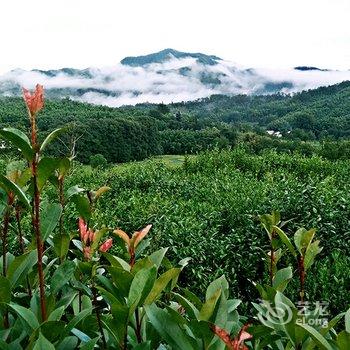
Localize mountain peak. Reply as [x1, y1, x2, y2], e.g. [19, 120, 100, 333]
[120, 48, 222, 67]
[294, 66, 329, 72]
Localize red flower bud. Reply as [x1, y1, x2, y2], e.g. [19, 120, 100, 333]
[89, 229, 96, 243]
[99, 238, 113, 253]
[78, 218, 87, 240]
[22, 84, 44, 116]
[83, 246, 91, 260]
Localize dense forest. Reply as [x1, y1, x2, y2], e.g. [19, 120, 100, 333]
[0, 81, 349, 164]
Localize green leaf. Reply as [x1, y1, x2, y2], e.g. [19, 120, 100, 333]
[33, 333, 55, 350]
[273, 267, 293, 291]
[198, 288, 221, 321]
[0, 128, 34, 161]
[145, 304, 196, 350]
[9, 303, 40, 330]
[297, 323, 333, 350]
[345, 308, 350, 333]
[37, 158, 61, 191]
[41, 202, 62, 241]
[48, 306, 65, 321]
[56, 336, 79, 350]
[72, 194, 91, 221]
[110, 302, 129, 344]
[53, 234, 71, 260]
[337, 331, 350, 350]
[51, 260, 76, 294]
[7, 250, 37, 288]
[274, 226, 297, 257]
[148, 247, 169, 268]
[0, 174, 30, 209]
[66, 185, 85, 200]
[79, 336, 100, 350]
[206, 275, 228, 300]
[294, 228, 316, 255]
[304, 241, 322, 270]
[128, 265, 157, 316]
[144, 268, 181, 305]
[61, 309, 92, 339]
[172, 292, 199, 319]
[0, 276, 11, 303]
[40, 128, 64, 153]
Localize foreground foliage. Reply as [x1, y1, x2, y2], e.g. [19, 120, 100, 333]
[0, 85, 349, 349]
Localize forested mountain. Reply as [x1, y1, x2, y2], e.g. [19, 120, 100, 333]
[0, 81, 349, 164]
[0, 49, 349, 107]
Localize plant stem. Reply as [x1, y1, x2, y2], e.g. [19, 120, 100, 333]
[298, 256, 305, 303]
[15, 206, 25, 254]
[30, 113, 47, 321]
[32, 156, 47, 321]
[92, 284, 107, 348]
[2, 198, 11, 329]
[269, 231, 275, 286]
[58, 176, 64, 236]
[15, 206, 32, 298]
[2, 204, 10, 277]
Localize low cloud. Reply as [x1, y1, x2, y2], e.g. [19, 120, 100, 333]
[1, 57, 349, 107]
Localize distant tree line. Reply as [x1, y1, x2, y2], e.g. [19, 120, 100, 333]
[0, 81, 349, 163]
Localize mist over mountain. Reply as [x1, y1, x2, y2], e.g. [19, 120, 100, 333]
[0, 49, 349, 107]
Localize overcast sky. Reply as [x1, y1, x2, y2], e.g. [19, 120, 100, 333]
[0, 0, 349, 74]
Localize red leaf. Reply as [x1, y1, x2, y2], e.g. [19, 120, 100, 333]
[22, 84, 44, 116]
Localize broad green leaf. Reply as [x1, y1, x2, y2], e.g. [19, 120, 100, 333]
[198, 288, 221, 321]
[297, 323, 333, 350]
[206, 275, 229, 300]
[273, 267, 293, 291]
[145, 304, 196, 350]
[133, 342, 151, 350]
[0, 128, 34, 161]
[37, 158, 61, 191]
[148, 247, 169, 268]
[33, 333, 55, 350]
[56, 336, 79, 350]
[304, 241, 322, 270]
[102, 252, 130, 271]
[66, 185, 85, 200]
[337, 330, 350, 350]
[41, 202, 62, 241]
[53, 234, 71, 260]
[110, 302, 129, 344]
[7, 250, 37, 288]
[48, 306, 65, 321]
[0, 276, 11, 303]
[40, 128, 64, 153]
[172, 293, 199, 319]
[274, 226, 297, 257]
[72, 194, 91, 221]
[61, 309, 92, 339]
[294, 228, 315, 255]
[128, 265, 157, 316]
[107, 266, 133, 297]
[51, 260, 76, 294]
[9, 303, 40, 330]
[345, 308, 350, 333]
[0, 174, 30, 209]
[144, 268, 181, 305]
